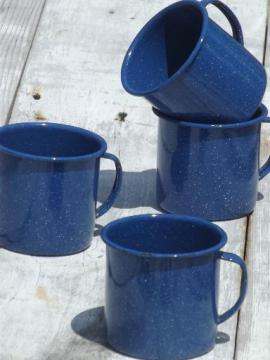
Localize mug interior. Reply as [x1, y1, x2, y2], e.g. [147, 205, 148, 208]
[122, 3, 204, 94]
[102, 215, 226, 257]
[0, 123, 106, 159]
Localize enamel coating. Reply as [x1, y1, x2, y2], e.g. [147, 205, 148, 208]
[0, 122, 122, 256]
[154, 105, 270, 221]
[102, 214, 247, 360]
[121, 0, 266, 121]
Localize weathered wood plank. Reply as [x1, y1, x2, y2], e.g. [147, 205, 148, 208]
[0, 0, 266, 359]
[0, 0, 46, 124]
[235, 5, 270, 359]
[207, 0, 267, 62]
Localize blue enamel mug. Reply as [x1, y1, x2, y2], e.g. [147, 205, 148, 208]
[0, 122, 122, 256]
[154, 105, 270, 221]
[121, 0, 266, 121]
[102, 214, 247, 360]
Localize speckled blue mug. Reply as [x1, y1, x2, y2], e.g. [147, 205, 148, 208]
[121, 0, 266, 121]
[102, 214, 248, 360]
[154, 105, 270, 221]
[0, 122, 122, 256]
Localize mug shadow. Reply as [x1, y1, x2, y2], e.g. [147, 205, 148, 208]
[71, 307, 110, 348]
[71, 307, 230, 351]
[98, 169, 159, 210]
[94, 224, 103, 237]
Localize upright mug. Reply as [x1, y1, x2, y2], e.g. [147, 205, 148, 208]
[121, 0, 266, 121]
[102, 214, 247, 360]
[0, 122, 122, 256]
[154, 105, 270, 221]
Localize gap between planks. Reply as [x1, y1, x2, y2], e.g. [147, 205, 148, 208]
[263, 0, 269, 65]
[233, 215, 250, 360]
[5, 0, 47, 125]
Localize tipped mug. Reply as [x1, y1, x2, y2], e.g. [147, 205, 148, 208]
[154, 105, 270, 221]
[0, 122, 122, 256]
[102, 214, 248, 360]
[121, 0, 266, 121]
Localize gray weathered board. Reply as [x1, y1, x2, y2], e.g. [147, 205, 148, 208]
[0, 0, 269, 359]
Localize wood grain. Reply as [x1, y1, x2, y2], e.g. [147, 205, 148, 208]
[235, 5, 270, 359]
[0, 0, 267, 359]
[0, 0, 46, 124]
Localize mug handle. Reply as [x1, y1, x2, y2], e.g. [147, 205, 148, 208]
[216, 251, 248, 325]
[259, 117, 270, 180]
[201, 0, 244, 45]
[96, 153, 123, 218]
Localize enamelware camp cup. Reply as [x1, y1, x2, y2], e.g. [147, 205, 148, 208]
[102, 214, 247, 360]
[154, 105, 270, 221]
[121, 0, 266, 121]
[0, 122, 122, 256]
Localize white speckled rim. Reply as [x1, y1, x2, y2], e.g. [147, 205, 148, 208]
[121, 0, 208, 95]
[0, 122, 107, 162]
[101, 213, 227, 258]
[153, 104, 268, 128]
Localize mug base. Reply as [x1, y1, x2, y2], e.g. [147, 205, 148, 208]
[157, 203, 254, 222]
[107, 340, 215, 360]
[2, 243, 91, 257]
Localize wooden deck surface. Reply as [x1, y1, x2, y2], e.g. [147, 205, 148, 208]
[0, 1, 269, 359]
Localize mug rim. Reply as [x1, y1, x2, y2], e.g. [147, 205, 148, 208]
[101, 213, 227, 258]
[0, 122, 107, 162]
[153, 104, 268, 128]
[121, 0, 208, 96]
